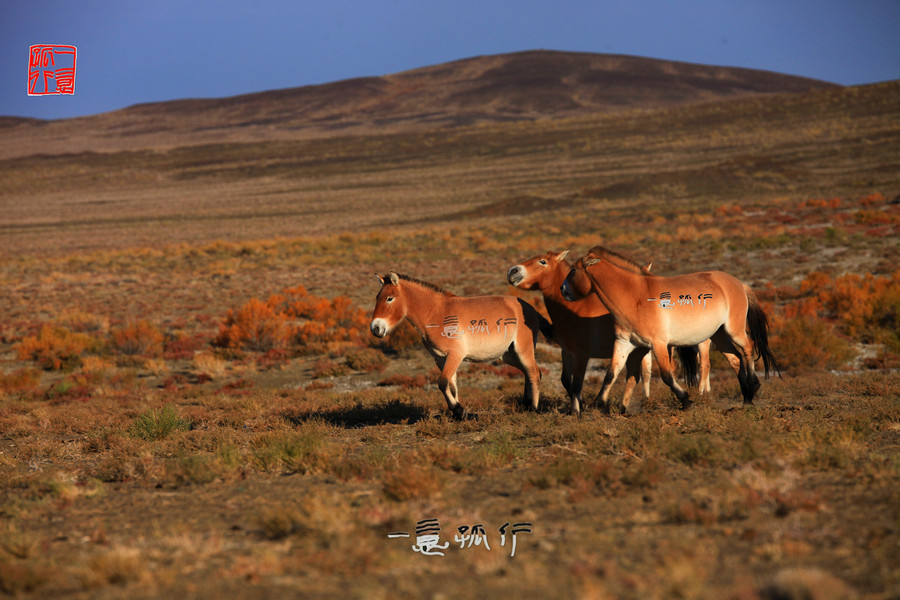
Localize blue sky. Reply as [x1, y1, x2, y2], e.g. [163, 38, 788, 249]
[2, 0, 898, 120]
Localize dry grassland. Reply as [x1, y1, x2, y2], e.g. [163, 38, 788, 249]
[0, 81, 899, 599]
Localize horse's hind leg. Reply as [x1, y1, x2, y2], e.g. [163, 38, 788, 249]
[713, 329, 760, 405]
[503, 342, 541, 411]
[698, 339, 712, 395]
[594, 339, 635, 415]
[652, 342, 692, 410]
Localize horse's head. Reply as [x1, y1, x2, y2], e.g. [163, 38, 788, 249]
[507, 250, 569, 290]
[370, 272, 406, 338]
[560, 257, 594, 302]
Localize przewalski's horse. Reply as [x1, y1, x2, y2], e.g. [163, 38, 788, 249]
[370, 272, 549, 419]
[561, 246, 778, 413]
[508, 250, 711, 415]
[507, 250, 652, 415]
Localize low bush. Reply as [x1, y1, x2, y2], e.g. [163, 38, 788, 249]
[110, 320, 164, 357]
[214, 297, 291, 352]
[344, 347, 388, 373]
[16, 325, 95, 371]
[213, 286, 371, 354]
[0, 368, 41, 397]
[770, 317, 855, 372]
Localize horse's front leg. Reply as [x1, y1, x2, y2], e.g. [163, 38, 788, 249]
[560, 350, 575, 400]
[621, 347, 651, 414]
[435, 353, 466, 419]
[563, 350, 589, 416]
[593, 339, 635, 415]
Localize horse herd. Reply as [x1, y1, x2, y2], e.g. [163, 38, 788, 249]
[369, 247, 779, 419]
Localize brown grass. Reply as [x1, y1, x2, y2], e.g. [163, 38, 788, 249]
[0, 80, 898, 599]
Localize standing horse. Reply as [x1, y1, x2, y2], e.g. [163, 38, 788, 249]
[508, 250, 652, 415]
[509, 250, 711, 415]
[370, 272, 548, 419]
[561, 246, 777, 413]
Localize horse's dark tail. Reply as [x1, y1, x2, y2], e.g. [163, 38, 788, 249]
[676, 345, 701, 388]
[746, 287, 780, 378]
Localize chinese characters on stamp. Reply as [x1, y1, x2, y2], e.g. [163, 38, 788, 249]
[388, 518, 532, 557]
[28, 45, 77, 95]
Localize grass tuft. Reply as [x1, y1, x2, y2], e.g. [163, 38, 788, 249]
[129, 405, 189, 441]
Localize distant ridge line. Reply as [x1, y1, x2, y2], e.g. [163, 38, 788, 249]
[0, 50, 840, 159]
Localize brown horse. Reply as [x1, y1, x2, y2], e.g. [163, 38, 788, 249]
[509, 250, 711, 415]
[561, 247, 777, 412]
[508, 250, 652, 415]
[370, 272, 548, 419]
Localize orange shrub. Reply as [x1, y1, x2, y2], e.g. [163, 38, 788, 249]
[17, 325, 94, 370]
[111, 320, 164, 356]
[214, 297, 291, 352]
[800, 197, 841, 210]
[0, 368, 42, 396]
[214, 287, 372, 354]
[818, 272, 900, 344]
[772, 270, 900, 368]
[859, 192, 885, 207]
[769, 316, 855, 372]
[280, 287, 369, 352]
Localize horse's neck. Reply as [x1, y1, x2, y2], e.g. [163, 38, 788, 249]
[541, 265, 569, 303]
[586, 261, 645, 316]
[402, 283, 447, 331]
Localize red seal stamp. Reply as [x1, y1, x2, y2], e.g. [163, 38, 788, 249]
[28, 44, 77, 95]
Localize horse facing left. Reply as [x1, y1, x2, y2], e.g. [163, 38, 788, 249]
[370, 272, 547, 419]
[561, 246, 778, 413]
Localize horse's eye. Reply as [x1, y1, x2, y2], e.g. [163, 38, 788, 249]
[386, 297, 394, 303]
[539, 260, 547, 266]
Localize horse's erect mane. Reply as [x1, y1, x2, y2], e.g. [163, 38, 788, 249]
[585, 246, 647, 275]
[386, 273, 456, 297]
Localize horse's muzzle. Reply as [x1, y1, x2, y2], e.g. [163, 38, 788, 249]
[560, 280, 577, 302]
[507, 265, 524, 286]
[370, 319, 388, 338]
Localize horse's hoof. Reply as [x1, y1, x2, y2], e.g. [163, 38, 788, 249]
[451, 405, 467, 421]
[680, 398, 694, 410]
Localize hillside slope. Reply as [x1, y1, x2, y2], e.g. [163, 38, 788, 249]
[0, 50, 837, 159]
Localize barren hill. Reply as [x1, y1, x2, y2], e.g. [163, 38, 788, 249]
[0, 50, 837, 159]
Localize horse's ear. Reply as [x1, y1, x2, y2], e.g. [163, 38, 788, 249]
[389, 272, 400, 286]
[584, 256, 601, 267]
[642, 262, 652, 274]
[374, 273, 385, 286]
[556, 249, 570, 261]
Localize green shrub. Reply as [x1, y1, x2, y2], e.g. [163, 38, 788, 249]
[129, 405, 189, 441]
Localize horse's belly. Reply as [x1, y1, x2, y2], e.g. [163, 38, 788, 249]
[668, 313, 724, 345]
[463, 337, 512, 362]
